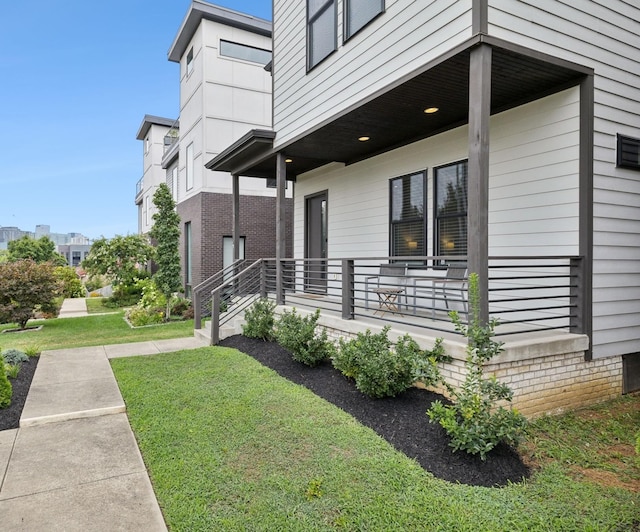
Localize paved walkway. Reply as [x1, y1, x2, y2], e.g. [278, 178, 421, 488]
[0, 336, 208, 531]
[58, 297, 89, 318]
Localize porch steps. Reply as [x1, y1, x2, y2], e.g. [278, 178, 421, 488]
[194, 315, 246, 345]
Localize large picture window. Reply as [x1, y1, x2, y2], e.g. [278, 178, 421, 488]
[307, 0, 336, 70]
[345, 0, 384, 40]
[435, 161, 468, 260]
[390, 171, 426, 261]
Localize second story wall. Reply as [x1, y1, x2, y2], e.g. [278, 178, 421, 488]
[176, 16, 273, 201]
[272, 0, 474, 148]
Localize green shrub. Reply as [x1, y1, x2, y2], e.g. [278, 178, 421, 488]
[2, 348, 29, 365]
[4, 363, 20, 379]
[242, 298, 276, 341]
[275, 308, 334, 367]
[53, 266, 85, 298]
[84, 275, 106, 293]
[0, 367, 11, 408]
[427, 273, 527, 460]
[137, 279, 167, 311]
[333, 328, 447, 399]
[170, 297, 191, 317]
[125, 306, 164, 327]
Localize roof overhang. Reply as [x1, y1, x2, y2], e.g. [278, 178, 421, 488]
[168, 0, 272, 63]
[206, 35, 592, 179]
[136, 115, 176, 140]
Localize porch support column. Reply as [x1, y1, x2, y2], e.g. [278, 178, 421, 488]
[467, 44, 492, 324]
[232, 174, 240, 262]
[578, 74, 594, 360]
[275, 152, 287, 305]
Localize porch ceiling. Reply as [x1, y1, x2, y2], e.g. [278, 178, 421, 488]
[207, 39, 589, 180]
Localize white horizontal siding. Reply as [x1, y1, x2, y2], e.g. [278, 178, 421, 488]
[488, 0, 640, 359]
[273, 0, 473, 147]
[294, 90, 579, 267]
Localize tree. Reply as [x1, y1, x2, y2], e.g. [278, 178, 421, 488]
[0, 259, 58, 329]
[150, 183, 182, 320]
[82, 234, 154, 291]
[8, 236, 66, 265]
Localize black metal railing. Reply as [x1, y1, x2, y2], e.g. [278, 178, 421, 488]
[198, 255, 585, 343]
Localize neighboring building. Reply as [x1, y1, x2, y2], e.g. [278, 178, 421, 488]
[138, 1, 293, 296]
[0, 225, 90, 257]
[206, 1, 640, 415]
[58, 244, 92, 267]
[135, 115, 177, 235]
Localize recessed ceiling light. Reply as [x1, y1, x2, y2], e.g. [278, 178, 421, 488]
[358, 136, 370, 142]
[424, 107, 439, 114]
[285, 158, 293, 163]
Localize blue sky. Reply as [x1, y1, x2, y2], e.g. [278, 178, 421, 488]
[0, 0, 271, 239]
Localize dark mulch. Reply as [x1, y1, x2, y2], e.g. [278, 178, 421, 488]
[220, 335, 530, 488]
[0, 357, 39, 431]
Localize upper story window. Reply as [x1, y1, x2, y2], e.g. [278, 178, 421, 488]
[307, 0, 336, 70]
[617, 134, 640, 170]
[144, 136, 150, 154]
[220, 40, 272, 66]
[186, 48, 194, 76]
[390, 171, 426, 261]
[435, 161, 468, 260]
[345, 0, 384, 40]
[186, 143, 194, 191]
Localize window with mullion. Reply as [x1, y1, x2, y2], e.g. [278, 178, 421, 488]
[434, 161, 468, 261]
[345, 0, 384, 40]
[307, 0, 336, 69]
[390, 171, 426, 262]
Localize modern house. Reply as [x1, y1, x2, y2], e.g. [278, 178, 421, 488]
[137, 1, 292, 296]
[204, 0, 640, 416]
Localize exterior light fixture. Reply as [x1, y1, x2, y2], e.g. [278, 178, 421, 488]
[424, 107, 439, 114]
[285, 158, 293, 163]
[358, 136, 370, 142]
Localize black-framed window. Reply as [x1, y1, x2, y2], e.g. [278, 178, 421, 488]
[345, 0, 384, 40]
[186, 48, 194, 76]
[617, 134, 640, 170]
[390, 171, 426, 261]
[435, 161, 468, 260]
[307, 0, 336, 70]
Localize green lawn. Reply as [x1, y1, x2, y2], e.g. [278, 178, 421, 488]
[85, 297, 119, 314]
[0, 312, 194, 352]
[112, 348, 640, 532]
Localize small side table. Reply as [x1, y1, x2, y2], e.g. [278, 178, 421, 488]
[372, 287, 404, 317]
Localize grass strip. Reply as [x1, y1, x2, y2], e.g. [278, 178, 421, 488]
[0, 312, 193, 352]
[112, 348, 639, 531]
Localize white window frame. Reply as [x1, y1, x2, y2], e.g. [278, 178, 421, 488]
[186, 47, 194, 77]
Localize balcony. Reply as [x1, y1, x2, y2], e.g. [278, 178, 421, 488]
[163, 123, 179, 155]
[135, 177, 144, 204]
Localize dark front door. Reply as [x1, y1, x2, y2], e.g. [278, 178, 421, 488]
[305, 191, 328, 293]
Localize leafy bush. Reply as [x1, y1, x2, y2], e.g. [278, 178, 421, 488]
[2, 348, 29, 365]
[170, 297, 192, 317]
[0, 259, 58, 328]
[84, 275, 106, 293]
[137, 279, 167, 311]
[333, 327, 448, 399]
[125, 305, 164, 327]
[54, 266, 85, 298]
[4, 363, 20, 379]
[275, 308, 334, 367]
[0, 367, 11, 408]
[427, 273, 527, 460]
[242, 298, 276, 341]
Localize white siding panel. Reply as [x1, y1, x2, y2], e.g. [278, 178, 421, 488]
[273, 0, 473, 146]
[488, 0, 640, 358]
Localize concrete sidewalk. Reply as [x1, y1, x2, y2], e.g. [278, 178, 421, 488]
[58, 298, 89, 318]
[0, 336, 208, 531]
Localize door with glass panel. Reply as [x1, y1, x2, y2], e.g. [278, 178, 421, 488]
[304, 191, 328, 294]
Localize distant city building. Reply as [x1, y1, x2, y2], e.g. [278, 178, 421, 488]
[0, 225, 92, 261]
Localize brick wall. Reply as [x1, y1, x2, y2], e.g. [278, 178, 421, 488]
[178, 191, 294, 290]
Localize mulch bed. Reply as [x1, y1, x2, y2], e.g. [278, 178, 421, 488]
[0, 356, 39, 431]
[220, 335, 530, 488]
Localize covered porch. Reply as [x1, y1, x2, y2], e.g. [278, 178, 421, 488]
[205, 35, 595, 356]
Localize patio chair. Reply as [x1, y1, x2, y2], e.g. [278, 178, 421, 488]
[411, 264, 468, 317]
[365, 264, 408, 313]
